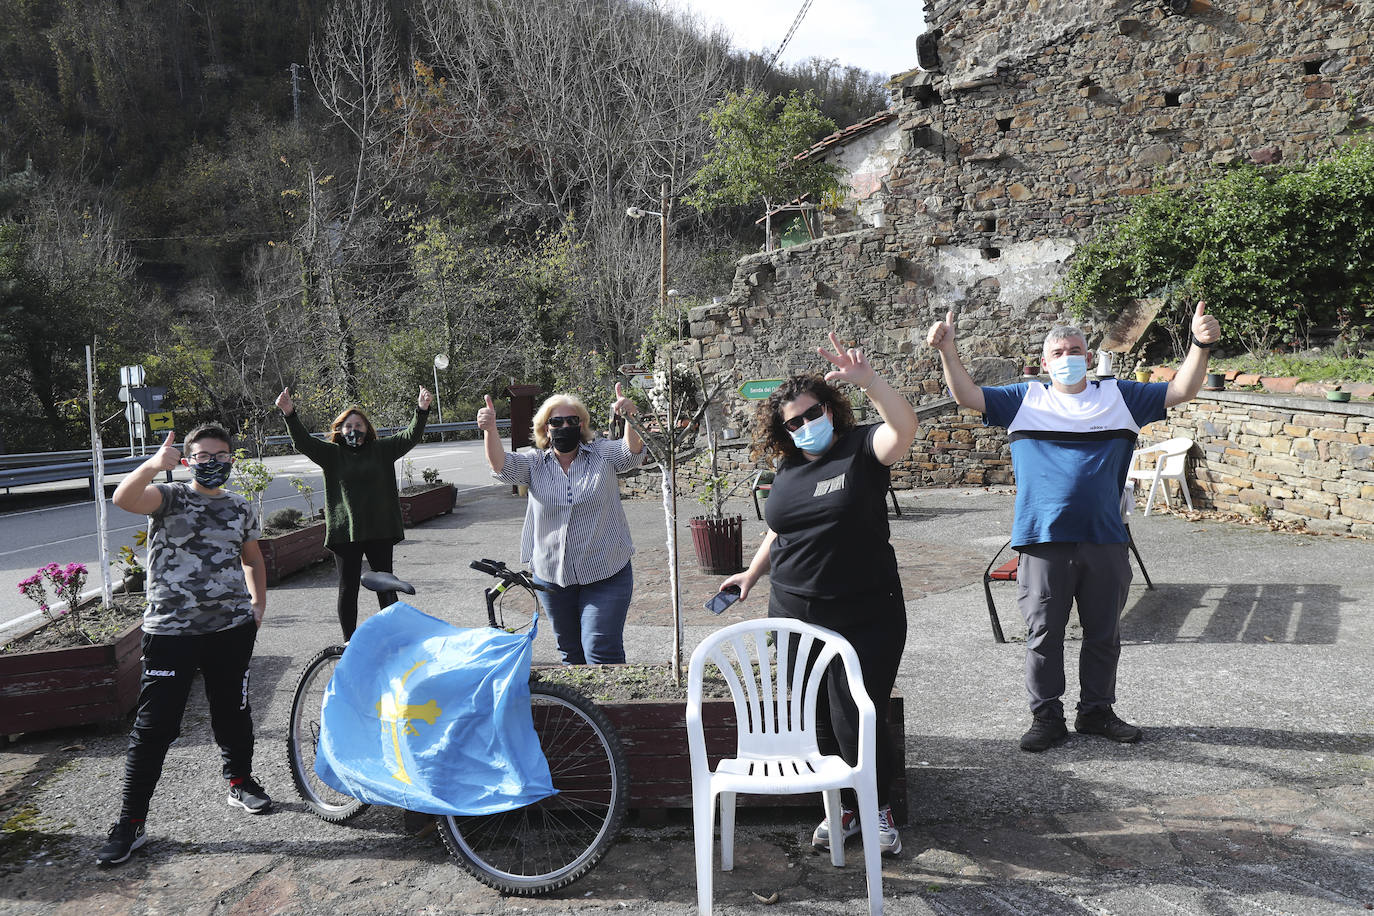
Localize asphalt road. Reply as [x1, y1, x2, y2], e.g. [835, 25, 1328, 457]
[0, 440, 499, 634]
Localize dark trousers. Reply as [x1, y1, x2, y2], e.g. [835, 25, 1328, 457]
[332, 540, 396, 640]
[769, 585, 907, 807]
[120, 621, 258, 821]
[1016, 541, 1132, 719]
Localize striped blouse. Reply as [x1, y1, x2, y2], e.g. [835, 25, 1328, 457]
[495, 438, 645, 586]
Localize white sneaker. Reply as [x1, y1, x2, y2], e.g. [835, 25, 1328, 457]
[876, 805, 902, 855]
[811, 806, 859, 849]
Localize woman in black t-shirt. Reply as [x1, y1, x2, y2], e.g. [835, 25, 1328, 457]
[719, 331, 919, 856]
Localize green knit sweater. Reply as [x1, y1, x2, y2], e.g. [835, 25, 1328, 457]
[282, 408, 429, 548]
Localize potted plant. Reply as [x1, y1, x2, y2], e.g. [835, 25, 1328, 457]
[398, 462, 456, 527]
[686, 403, 750, 576]
[257, 507, 329, 585]
[1135, 366, 1153, 383]
[3, 563, 145, 735]
[1023, 355, 1041, 376]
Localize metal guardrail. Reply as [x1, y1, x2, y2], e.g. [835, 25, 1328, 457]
[0, 420, 509, 495]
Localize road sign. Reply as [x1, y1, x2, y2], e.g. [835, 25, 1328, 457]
[120, 365, 146, 387]
[738, 378, 784, 400]
[629, 375, 651, 389]
[130, 386, 168, 413]
[147, 411, 175, 431]
[617, 364, 649, 377]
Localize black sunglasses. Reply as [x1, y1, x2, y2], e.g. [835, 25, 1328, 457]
[782, 402, 825, 432]
[547, 415, 582, 428]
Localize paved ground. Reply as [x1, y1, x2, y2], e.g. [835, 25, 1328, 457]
[2, 485, 1371, 915]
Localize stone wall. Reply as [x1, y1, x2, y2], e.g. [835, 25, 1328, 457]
[677, 0, 1374, 499]
[1148, 391, 1374, 536]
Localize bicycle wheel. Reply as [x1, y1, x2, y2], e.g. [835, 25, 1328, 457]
[286, 645, 369, 823]
[437, 681, 629, 895]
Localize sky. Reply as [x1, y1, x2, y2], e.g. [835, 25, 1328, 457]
[669, 0, 927, 79]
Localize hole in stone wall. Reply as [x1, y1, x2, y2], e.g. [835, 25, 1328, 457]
[981, 246, 1001, 261]
[996, 116, 1013, 132]
[1164, 91, 1181, 107]
[913, 85, 943, 109]
[981, 217, 996, 233]
[1303, 59, 1325, 76]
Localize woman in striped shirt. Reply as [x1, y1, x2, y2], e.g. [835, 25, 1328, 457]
[477, 386, 645, 664]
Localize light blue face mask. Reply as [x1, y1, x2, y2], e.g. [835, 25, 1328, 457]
[1048, 354, 1088, 386]
[789, 411, 834, 454]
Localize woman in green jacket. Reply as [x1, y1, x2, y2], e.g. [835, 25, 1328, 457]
[276, 386, 432, 639]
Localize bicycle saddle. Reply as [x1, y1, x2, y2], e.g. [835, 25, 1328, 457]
[360, 571, 417, 595]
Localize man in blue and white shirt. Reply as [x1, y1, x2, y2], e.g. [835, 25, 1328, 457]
[928, 302, 1220, 752]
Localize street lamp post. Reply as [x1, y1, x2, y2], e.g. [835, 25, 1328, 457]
[432, 354, 449, 424]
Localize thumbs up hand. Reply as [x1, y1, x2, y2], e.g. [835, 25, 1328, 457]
[1191, 301, 1220, 347]
[151, 432, 182, 471]
[927, 310, 958, 352]
[611, 382, 637, 418]
[476, 394, 498, 433]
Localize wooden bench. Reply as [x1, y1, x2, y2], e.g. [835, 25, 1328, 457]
[982, 528, 1154, 643]
[751, 471, 901, 520]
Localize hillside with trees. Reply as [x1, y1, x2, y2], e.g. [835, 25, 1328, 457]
[0, 0, 888, 452]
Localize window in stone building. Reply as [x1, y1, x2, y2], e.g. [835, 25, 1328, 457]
[996, 116, 1013, 132]
[1302, 59, 1325, 76]
[981, 217, 996, 233]
[1164, 91, 1182, 107]
[981, 246, 1001, 261]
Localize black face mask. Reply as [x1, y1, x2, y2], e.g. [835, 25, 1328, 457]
[551, 426, 582, 454]
[343, 429, 365, 448]
[191, 459, 233, 489]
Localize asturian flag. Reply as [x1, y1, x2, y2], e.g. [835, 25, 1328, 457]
[314, 602, 555, 815]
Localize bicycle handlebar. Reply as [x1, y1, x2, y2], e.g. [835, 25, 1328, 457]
[470, 559, 546, 592]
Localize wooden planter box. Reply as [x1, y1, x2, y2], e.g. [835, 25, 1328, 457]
[399, 482, 456, 527]
[600, 692, 908, 825]
[260, 521, 330, 585]
[0, 617, 143, 735]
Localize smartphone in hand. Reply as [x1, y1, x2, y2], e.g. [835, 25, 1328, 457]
[704, 585, 742, 615]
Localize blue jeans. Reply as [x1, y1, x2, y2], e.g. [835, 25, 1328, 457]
[533, 561, 633, 665]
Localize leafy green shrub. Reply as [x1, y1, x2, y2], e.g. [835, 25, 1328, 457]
[1057, 137, 1374, 359]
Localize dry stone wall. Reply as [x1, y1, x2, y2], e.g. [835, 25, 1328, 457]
[677, 0, 1374, 523]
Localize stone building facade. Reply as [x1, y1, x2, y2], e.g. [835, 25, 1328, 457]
[671, 0, 1374, 529]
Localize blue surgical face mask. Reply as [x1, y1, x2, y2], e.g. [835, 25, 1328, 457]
[190, 459, 232, 489]
[789, 411, 834, 454]
[1048, 354, 1088, 386]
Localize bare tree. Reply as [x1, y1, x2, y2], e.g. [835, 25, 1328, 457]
[410, 0, 734, 363]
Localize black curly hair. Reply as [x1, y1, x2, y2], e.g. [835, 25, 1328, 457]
[752, 374, 856, 463]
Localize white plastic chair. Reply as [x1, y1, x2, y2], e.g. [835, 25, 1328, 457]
[1126, 437, 1195, 516]
[687, 619, 883, 916]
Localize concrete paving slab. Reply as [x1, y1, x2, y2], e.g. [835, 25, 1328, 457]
[2, 486, 1372, 914]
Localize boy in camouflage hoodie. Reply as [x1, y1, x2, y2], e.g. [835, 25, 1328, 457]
[99, 424, 269, 867]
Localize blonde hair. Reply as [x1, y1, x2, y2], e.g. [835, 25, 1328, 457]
[531, 394, 593, 450]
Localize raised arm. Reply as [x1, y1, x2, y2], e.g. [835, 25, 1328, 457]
[1165, 301, 1222, 408]
[477, 394, 505, 474]
[818, 331, 918, 466]
[381, 387, 432, 459]
[276, 388, 334, 465]
[112, 432, 177, 515]
[611, 382, 644, 455]
[927, 310, 987, 414]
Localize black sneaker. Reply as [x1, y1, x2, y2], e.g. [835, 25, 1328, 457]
[227, 777, 273, 814]
[96, 817, 147, 867]
[1075, 707, 1142, 743]
[1019, 715, 1069, 752]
